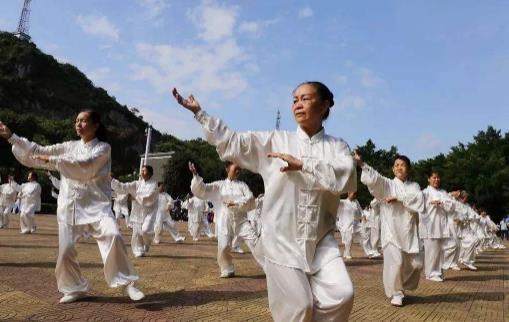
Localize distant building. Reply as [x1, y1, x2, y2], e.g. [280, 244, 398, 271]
[139, 152, 174, 182]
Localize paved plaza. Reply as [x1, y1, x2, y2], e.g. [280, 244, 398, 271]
[0, 214, 507, 321]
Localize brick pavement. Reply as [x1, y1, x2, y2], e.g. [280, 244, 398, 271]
[0, 214, 507, 321]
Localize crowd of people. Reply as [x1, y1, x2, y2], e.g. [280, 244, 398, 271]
[0, 81, 507, 321]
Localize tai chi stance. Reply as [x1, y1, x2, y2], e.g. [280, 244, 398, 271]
[0, 110, 144, 303]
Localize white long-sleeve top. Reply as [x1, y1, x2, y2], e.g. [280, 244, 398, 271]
[360, 164, 424, 253]
[336, 198, 363, 233]
[157, 192, 175, 222]
[191, 175, 254, 221]
[8, 134, 114, 225]
[448, 197, 468, 238]
[112, 191, 129, 209]
[19, 181, 42, 214]
[0, 181, 20, 207]
[182, 196, 208, 223]
[194, 110, 357, 272]
[419, 186, 454, 239]
[111, 178, 158, 224]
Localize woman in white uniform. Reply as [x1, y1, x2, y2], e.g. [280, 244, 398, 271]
[0, 110, 144, 304]
[0, 175, 19, 228]
[172, 81, 356, 322]
[111, 165, 158, 257]
[190, 161, 262, 277]
[182, 192, 208, 241]
[154, 182, 185, 244]
[355, 152, 424, 307]
[17, 171, 42, 234]
[419, 170, 454, 282]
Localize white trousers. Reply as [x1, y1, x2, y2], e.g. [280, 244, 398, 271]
[371, 225, 381, 250]
[217, 217, 263, 275]
[56, 217, 138, 296]
[442, 236, 460, 269]
[265, 257, 354, 322]
[360, 227, 377, 256]
[423, 238, 444, 278]
[201, 215, 214, 238]
[20, 211, 36, 233]
[0, 205, 9, 228]
[459, 233, 479, 265]
[154, 219, 183, 242]
[188, 220, 201, 240]
[131, 215, 155, 256]
[383, 243, 422, 298]
[341, 230, 353, 258]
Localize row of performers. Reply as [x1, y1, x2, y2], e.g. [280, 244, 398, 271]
[0, 82, 507, 321]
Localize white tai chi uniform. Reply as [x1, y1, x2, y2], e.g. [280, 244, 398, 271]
[154, 192, 184, 243]
[0, 180, 19, 228]
[200, 203, 215, 238]
[360, 164, 424, 299]
[193, 109, 357, 321]
[49, 174, 61, 199]
[336, 198, 363, 258]
[18, 181, 42, 234]
[248, 194, 264, 237]
[191, 175, 263, 275]
[111, 178, 158, 257]
[442, 197, 466, 270]
[7, 134, 139, 296]
[458, 203, 480, 267]
[112, 191, 130, 228]
[369, 199, 382, 252]
[419, 186, 454, 279]
[183, 196, 208, 241]
[360, 209, 379, 257]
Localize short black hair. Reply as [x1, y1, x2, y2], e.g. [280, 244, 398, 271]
[143, 165, 154, 177]
[427, 168, 441, 177]
[394, 154, 411, 168]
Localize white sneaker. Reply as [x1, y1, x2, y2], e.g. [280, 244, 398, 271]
[220, 271, 235, 278]
[344, 256, 352, 260]
[427, 276, 443, 282]
[59, 293, 87, 304]
[176, 237, 185, 244]
[153, 239, 160, 244]
[134, 252, 145, 258]
[125, 282, 145, 301]
[390, 295, 403, 307]
[450, 265, 461, 271]
[464, 263, 477, 271]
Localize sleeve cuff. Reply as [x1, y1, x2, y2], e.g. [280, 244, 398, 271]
[7, 133, 20, 145]
[194, 110, 207, 124]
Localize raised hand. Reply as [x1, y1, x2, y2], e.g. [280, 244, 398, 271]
[267, 152, 303, 172]
[0, 121, 12, 139]
[188, 161, 198, 176]
[172, 88, 201, 114]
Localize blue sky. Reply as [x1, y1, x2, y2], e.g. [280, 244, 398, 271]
[1, 0, 508, 161]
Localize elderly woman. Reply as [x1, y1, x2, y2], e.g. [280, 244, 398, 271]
[172, 81, 356, 322]
[0, 111, 144, 304]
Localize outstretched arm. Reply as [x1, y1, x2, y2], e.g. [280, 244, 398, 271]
[172, 88, 272, 174]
